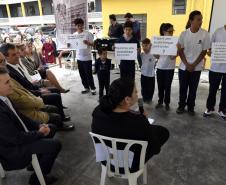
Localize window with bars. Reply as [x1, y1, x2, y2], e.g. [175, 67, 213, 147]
[172, 0, 186, 15]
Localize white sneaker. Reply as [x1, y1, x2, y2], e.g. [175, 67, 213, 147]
[218, 111, 226, 120]
[91, 89, 96, 95]
[148, 118, 155, 124]
[203, 109, 214, 117]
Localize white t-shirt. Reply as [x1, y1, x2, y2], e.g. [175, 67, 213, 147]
[178, 28, 210, 71]
[140, 52, 156, 77]
[156, 55, 176, 70]
[210, 26, 226, 73]
[74, 30, 93, 61]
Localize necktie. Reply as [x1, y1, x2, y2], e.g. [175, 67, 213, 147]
[4, 98, 28, 132]
[17, 66, 26, 77]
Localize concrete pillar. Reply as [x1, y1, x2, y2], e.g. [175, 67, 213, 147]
[6, 4, 11, 18]
[21, 1, 26, 16]
[38, 0, 43, 16]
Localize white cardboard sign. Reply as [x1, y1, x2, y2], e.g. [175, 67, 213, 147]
[115, 43, 137, 60]
[67, 34, 87, 50]
[151, 36, 178, 56]
[211, 42, 226, 63]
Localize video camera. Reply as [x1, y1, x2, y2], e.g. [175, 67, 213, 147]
[94, 38, 118, 51]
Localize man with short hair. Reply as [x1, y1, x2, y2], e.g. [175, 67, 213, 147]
[0, 43, 74, 131]
[124, 12, 141, 41]
[0, 67, 61, 185]
[108, 14, 123, 39]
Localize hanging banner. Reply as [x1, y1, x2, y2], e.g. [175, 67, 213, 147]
[53, 0, 88, 50]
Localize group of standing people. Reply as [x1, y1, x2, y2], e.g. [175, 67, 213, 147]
[91, 10, 225, 175]
[74, 10, 226, 120]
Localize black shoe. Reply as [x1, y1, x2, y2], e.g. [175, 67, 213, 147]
[58, 123, 74, 131]
[26, 164, 34, 172]
[165, 104, 170, 111]
[63, 116, 71, 122]
[81, 89, 90, 94]
[62, 89, 70, 93]
[155, 103, 163, 109]
[63, 106, 68, 109]
[144, 99, 152, 104]
[61, 89, 70, 94]
[188, 108, 195, 116]
[45, 176, 58, 185]
[176, 107, 185, 114]
[29, 174, 58, 185]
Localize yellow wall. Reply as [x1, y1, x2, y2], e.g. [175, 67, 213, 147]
[102, 0, 213, 37]
[102, 0, 213, 68]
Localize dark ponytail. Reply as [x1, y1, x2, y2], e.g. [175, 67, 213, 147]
[186, 10, 202, 29]
[160, 23, 174, 36]
[100, 78, 135, 113]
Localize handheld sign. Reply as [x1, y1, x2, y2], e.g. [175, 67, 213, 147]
[151, 36, 178, 56]
[67, 34, 87, 50]
[115, 43, 137, 60]
[211, 42, 226, 63]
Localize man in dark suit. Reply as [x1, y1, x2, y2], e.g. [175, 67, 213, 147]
[0, 67, 61, 185]
[0, 43, 74, 131]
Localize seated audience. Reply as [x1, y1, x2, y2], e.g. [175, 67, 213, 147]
[24, 41, 69, 93]
[92, 78, 169, 172]
[0, 52, 72, 131]
[0, 44, 74, 131]
[0, 67, 61, 185]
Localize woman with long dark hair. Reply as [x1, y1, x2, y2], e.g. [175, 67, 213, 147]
[177, 10, 210, 115]
[92, 78, 169, 171]
[155, 23, 177, 110]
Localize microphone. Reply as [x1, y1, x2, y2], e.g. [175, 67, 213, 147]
[138, 98, 144, 114]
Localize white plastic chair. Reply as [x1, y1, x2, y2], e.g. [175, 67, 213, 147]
[0, 154, 46, 185]
[89, 132, 148, 185]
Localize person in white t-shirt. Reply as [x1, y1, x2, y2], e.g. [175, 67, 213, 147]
[155, 23, 177, 110]
[203, 25, 226, 120]
[74, 18, 96, 95]
[140, 38, 156, 103]
[177, 10, 210, 115]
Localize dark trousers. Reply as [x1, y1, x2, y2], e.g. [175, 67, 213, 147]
[47, 87, 60, 94]
[41, 93, 65, 119]
[206, 71, 226, 111]
[28, 138, 61, 175]
[141, 75, 155, 102]
[120, 61, 136, 79]
[156, 69, 174, 105]
[178, 69, 201, 109]
[97, 73, 110, 98]
[41, 105, 63, 127]
[77, 60, 96, 90]
[1, 130, 60, 175]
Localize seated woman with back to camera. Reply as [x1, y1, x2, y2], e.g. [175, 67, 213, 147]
[92, 78, 169, 172]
